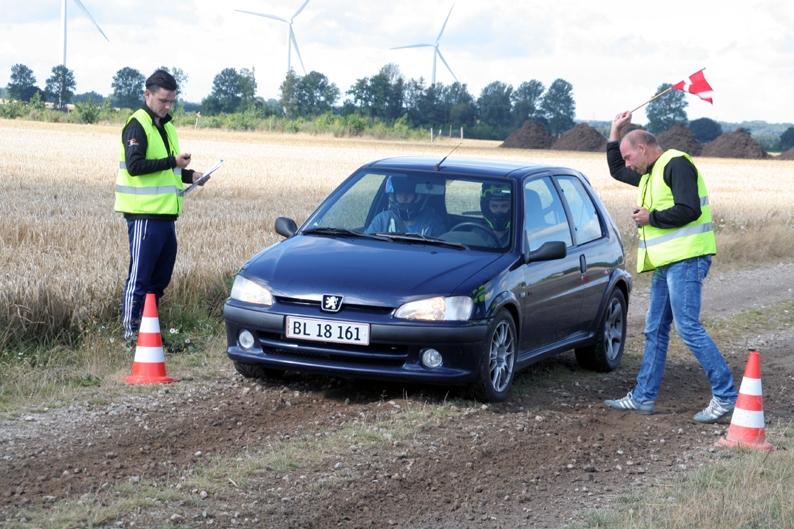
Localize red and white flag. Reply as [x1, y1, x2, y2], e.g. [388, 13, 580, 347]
[672, 68, 714, 104]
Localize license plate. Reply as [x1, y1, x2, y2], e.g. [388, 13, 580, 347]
[285, 316, 370, 346]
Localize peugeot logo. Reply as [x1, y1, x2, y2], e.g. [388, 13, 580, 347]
[322, 294, 343, 313]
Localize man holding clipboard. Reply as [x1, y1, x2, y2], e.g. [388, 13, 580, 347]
[114, 69, 210, 344]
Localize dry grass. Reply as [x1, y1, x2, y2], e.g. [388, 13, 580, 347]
[1, 119, 793, 351]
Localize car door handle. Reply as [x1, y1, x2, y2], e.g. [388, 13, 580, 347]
[579, 254, 587, 275]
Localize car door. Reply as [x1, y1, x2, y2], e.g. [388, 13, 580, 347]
[554, 174, 611, 331]
[518, 176, 580, 353]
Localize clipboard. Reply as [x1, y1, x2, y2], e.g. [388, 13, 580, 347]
[183, 159, 224, 195]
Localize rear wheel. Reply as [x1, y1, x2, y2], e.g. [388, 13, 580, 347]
[575, 288, 627, 372]
[471, 310, 517, 402]
[233, 360, 285, 380]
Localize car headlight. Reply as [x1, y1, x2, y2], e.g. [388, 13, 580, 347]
[230, 275, 273, 306]
[394, 296, 473, 321]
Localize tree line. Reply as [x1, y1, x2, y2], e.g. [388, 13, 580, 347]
[4, 62, 794, 149]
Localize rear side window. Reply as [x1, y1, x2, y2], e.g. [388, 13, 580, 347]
[556, 175, 603, 245]
[523, 177, 572, 251]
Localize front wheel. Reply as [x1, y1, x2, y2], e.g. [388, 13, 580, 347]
[575, 288, 627, 372]
[471, 310, 517, 402]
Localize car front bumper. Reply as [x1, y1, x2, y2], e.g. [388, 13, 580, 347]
[223, 301, 489, 384]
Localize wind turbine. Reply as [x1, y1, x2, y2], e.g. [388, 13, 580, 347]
[235, 0, 311, 75]
[60, 0, 109, 68]
[391, 3, 458, 86]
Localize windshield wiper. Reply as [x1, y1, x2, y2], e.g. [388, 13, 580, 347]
[302, 227, 390, 241]
[374, 232, 468, 250]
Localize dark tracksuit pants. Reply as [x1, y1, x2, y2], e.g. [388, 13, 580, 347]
[121, 219, 177, 341]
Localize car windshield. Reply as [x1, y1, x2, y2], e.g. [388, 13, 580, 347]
[303, 170, 514, 251]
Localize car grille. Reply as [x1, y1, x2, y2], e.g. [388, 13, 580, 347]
[255, 330, 410, 366]
[275, 296, 394, 315]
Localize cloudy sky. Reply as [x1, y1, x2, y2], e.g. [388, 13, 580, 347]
[1, 0, 792, 124]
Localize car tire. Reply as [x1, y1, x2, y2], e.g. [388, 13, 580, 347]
[575, 288, 627, 372]
[233, 360, 285, 380]
[471, 309, 517, 402]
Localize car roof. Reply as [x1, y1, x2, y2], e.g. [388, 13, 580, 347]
[364, 156, 582, 180]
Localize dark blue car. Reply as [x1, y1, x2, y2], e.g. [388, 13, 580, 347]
[224, 156, 631, 402]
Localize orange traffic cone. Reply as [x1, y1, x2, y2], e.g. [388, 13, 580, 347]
[716, 350, 773, 451]
[125, 293, 177, 384]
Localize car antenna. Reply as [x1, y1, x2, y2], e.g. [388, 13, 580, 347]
[435, 142, 462, 171]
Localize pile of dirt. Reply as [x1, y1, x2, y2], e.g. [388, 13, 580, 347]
[500, 120, 553, 149]
[658, 124, 702, 155]
[551, 123, 607, 152]
[777, 146, 794, 160]
[701, 128, 768, 159]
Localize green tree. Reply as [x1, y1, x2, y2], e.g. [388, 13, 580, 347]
[477, 81, 513, 131]
[645, 83, 688, 134]
[112, 67, 145, 109]
[688, 117, 722, 143]
[7, 64, 39, 102]
[201, 68, 257, 114]
[510, 80, 544, 128]
[540, 78, 575, 136]
[778, 126, 794, 152]
[442, 82, 476, 129]
[281, 71, 339, 117]
[44, 65, 76, 110]
[347, 64, 405, 121]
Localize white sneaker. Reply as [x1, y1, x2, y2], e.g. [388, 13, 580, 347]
[693, 397, 734, 424]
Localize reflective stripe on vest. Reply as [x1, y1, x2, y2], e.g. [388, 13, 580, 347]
[635, 149, 717, 272]
[114, 108, 184, 215]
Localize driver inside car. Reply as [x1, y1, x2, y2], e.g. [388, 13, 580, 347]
[480, 182, 512, 246]
[366, 175, 446, 236]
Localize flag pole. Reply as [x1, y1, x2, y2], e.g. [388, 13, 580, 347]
[630, 86, 673, 113]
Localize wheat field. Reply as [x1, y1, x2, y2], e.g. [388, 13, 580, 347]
[1, 119, 793, 349]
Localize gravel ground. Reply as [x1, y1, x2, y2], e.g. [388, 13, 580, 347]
[1, 262, 793, 529]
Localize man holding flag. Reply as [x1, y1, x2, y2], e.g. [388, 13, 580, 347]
[603, 110, 737, 424]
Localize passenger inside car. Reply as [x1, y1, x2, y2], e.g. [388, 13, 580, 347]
[365, 175, 447, 236]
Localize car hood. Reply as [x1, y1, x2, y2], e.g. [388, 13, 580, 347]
[241, 235, 504, 306]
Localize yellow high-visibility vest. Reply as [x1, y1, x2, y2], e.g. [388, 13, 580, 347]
[636, 149, 716, 272]
[114, 108, 183, 215]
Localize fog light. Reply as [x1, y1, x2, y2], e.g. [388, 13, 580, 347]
[238, 329, 255, 350]
[421, 348, 443, 369]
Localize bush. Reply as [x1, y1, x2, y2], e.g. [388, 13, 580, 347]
[75, 101, 101, 124]
[0, 99, 25, 119]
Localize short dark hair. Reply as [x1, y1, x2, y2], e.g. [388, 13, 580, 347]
[145, 69, 177, 92]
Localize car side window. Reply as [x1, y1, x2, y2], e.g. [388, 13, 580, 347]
[524, 178, 572, 251]
[556, 176, 603, 245]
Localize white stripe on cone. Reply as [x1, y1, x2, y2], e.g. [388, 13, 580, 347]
[738, 377, 763, 396]
[139, 316, 160, 334]
[730, 408, 766, 429]
[132, 346, 166, 363]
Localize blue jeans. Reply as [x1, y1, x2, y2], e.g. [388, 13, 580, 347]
[631, 255, 737, 403]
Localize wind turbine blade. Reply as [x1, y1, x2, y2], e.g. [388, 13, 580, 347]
[290, 28, 306, 74]
[436, 49, 458, 82]
[292, 0, 310, 20]
[234, 9, 288, 23]
[391, 44, 433, 50]
[72, 0, 109, 41]
[436, 3, 454, 43]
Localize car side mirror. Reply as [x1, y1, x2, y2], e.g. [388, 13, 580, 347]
[275, 216, 298, 238]
[524, 240, 567, 263]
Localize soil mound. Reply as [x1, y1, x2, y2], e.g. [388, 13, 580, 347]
[658, 124, 702, 155]
[701, 129, 768, 159]
[777, 146, 794, 160]
[551, 123, 606, 152]
[500, 120, 552, 149]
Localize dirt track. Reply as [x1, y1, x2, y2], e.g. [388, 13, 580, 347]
[1, 262, 793, 529]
